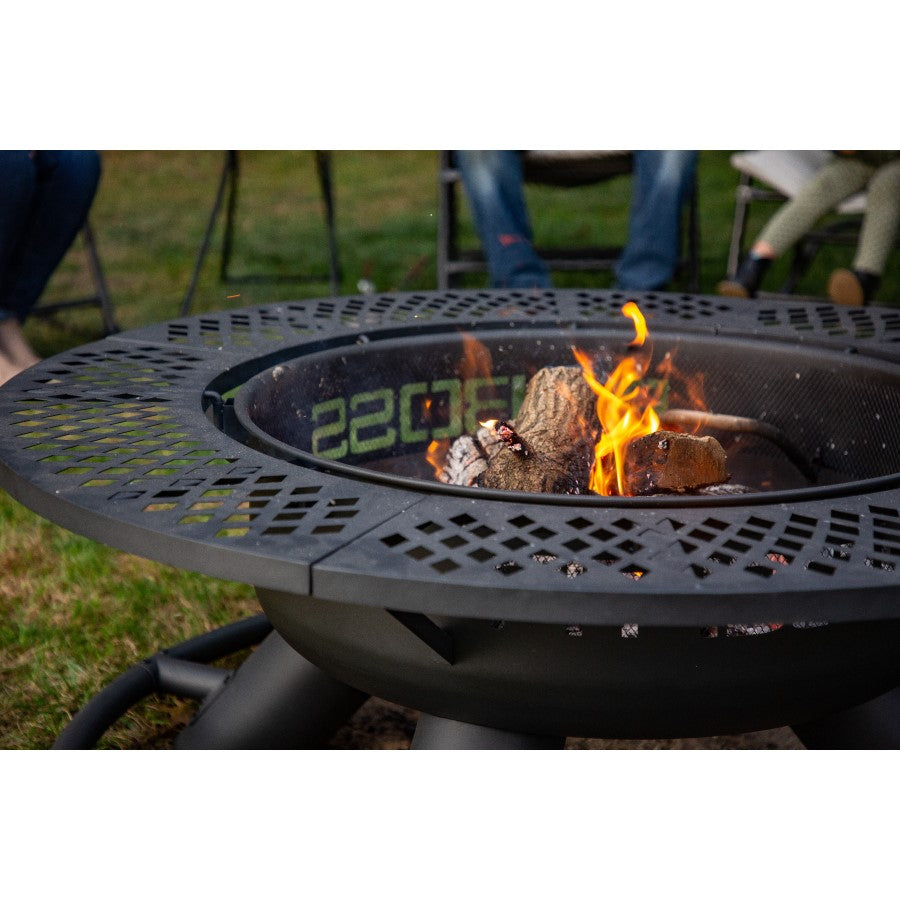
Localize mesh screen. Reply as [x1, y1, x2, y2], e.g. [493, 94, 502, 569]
[241, 329, 900, 487]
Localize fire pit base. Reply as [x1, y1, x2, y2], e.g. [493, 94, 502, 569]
[791, 686, 900, 750]
[175, 631, 368, 750]
[410, 714, 564, 750]
[258, 590, 900, 742]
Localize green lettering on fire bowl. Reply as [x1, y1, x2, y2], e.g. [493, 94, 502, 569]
[310, 375, 527, 461]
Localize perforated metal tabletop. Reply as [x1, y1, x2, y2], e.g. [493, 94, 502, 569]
[1, 289, 898, 627]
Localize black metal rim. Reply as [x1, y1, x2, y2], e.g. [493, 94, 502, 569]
[231, 326, 900, 508]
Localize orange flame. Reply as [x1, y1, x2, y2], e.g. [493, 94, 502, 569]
[426, 438, 450, 481]
[459, 332, 494, 382]
[574, 303, 663, 496]
[622, 300, 648, 347]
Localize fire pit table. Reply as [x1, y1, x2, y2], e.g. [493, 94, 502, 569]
[1, 289, 898, 749]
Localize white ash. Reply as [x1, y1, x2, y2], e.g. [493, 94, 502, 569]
[697, 483, 754, 495]
[531, 551, 558, 564]
[438, 435, 485, 486]
[560, 561, 586, 579]
[700, 621, 829, 638]
[726, 623, 782, 637]
[439, 426, 504, 486]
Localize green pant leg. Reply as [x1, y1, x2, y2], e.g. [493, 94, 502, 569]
[757, 157, 872, 256]
[854, 158, 900, 275]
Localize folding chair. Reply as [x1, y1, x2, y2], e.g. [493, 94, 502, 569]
[724, 150, 868, 293]
[31, 219, 119, 335]
[181, 150, 341, 317]
[437, 150, 700, 291]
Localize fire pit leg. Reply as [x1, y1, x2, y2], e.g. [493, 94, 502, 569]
[175, 631, 369, 749]
[410, 713, 565, 750]
[791, 686, 900, 750]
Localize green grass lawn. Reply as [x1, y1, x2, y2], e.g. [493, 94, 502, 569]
[2, 150, 898, 749]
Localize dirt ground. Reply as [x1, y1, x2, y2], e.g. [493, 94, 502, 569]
[327, 696, 804, 750]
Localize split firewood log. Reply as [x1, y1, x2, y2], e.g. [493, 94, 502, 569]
[623, 429, 728, 495]
[478, 366, 599, 494]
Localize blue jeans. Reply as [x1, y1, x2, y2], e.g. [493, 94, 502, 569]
[0, 150, 101, 322]
[455, 150, 698, 291]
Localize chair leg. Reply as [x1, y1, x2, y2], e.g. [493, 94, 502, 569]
[219, 149, 240, 282]
[30, 220, 119, 335]
[726, 174, 752, 279]
[180, 151, 236, 318]
[782, 238, 820, 293]
[82, 220, 119, 335]
[437, 150, 458, 290]
[686, 177, 701, 292]
[189, 150, 339, 302]
[314, 150, 341, 296]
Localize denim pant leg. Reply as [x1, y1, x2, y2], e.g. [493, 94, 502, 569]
[455, 150, 551, 289]
[614, 150, 698, 291]
[0, 151, 39, 321]
[0, 150, 101, 322]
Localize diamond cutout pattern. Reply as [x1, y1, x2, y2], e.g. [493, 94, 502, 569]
[10, 390, 377, 547]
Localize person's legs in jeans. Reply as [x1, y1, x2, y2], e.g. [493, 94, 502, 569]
[614, 150, 698, 291]
[0, 150, 100, 384]
[2, 151, 101, 321]
[455, 150, 551, 289]
[0, 151, 41, 383]
[0, 151, 38, 308]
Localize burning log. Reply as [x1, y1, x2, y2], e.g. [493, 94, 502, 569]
[478, 366, 599, 494]
[623, 430, 728, 495]
[438, 359, 735, 496]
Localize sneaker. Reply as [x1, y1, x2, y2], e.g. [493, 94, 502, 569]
[827, 268, 879, 306]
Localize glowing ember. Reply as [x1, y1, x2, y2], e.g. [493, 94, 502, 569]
[574, 302, 666, 496]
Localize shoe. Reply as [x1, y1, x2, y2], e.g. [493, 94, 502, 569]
[716, 278, 750, 298]
[716, 255, 772, 299]
[827, 268, 879, 306]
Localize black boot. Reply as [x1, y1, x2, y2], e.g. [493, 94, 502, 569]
[827, 268, 880, 306]
[717, 255, 772, 298]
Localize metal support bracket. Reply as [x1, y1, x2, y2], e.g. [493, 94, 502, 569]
[387, 609, 454, 664]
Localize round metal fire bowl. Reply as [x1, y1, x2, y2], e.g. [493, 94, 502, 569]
[1, 289, 898, 631]
[259, 590, 900, 739]
[3, 289, 898, 740]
